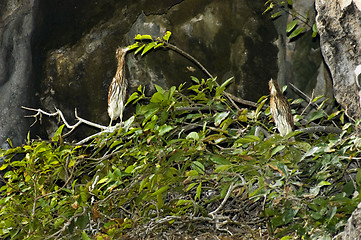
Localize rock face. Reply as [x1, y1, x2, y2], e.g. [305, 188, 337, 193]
[0, 0, 38, 149]
[315, 0, 361, 119]
[333, 201, 361, 240]
[1, 0, 330, 143]
[38, 0, 279, 138]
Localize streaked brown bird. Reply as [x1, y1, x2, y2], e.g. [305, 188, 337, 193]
[108, 47, 129, 126]
[269, 79, 294, 136]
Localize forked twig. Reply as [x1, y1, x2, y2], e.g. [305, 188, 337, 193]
[22, 106, 110, 138]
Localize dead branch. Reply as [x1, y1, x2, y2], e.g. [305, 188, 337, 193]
[22, 106, 108, 132]
[22, 106, 116, 144]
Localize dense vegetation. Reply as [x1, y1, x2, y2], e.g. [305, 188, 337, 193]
[1, 21, 360, 238]
[1, 70, 361, 239]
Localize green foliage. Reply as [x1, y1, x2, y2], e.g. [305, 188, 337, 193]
[0, 75, 360, 239]
[0, 31, 359, 239]
[264, 0, 318, 40]
[127, 31, 172, 56]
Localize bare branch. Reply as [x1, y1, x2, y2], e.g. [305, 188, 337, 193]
[209, 182, 245, 218]
[22, 106, 108, 131]
[301, 126, 342, 134]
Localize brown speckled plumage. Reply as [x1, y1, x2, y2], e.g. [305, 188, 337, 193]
[108, 47, 128, 126]
[269, 79, 294, 136]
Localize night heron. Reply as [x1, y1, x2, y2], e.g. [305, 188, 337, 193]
[269, 79, 294, 136]
[108, 47, 129, 126]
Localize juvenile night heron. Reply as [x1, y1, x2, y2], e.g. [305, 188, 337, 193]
[108, 47, 129, 126]
[269, 79, 294, 136]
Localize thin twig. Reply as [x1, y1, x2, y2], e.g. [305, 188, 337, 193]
[160, 40, 257, 109]
[209, 182, 245, 218]
[46, 207, 87, 239]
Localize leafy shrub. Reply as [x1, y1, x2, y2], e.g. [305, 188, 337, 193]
[0, 75, 360, 239]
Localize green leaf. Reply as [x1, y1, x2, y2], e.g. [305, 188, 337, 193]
[176, 199, 192, 206]
[6, 138, 13, 148]
[209, 155, 231, 165]
[195, 182, 202, 200]
[154, 42, 164, 49]
[52, 124, 65, 142]
[233, 135, 260, 147]
[263, 3, 274, 15]
[54, 218, 65, 229]
[167, 86, 176, 100]
[190, 76, 199, 84]
[154, 84, 165, 94]
[271, 11, 282, 19]
[141, 42, 157, 56]
[214, 112, 229, 126]
[312, 24, 318, 38]
[150, 92, 164, 103]
[318, 181, 331, 187]
[158, 124, 174, 136]
[342, 181, 354, 197]
[134, 44, 145, 55]
[186, 132, 199, 141]
[308, 110, 325, 122]
[286, 20, 298, 33]
[0, 163, 8, 171]
[134, 34, 153, 41]
[219, 77, 233, 90]
[284, 208, 298, 224]
[271, 145, 285, 156]
[126, 92, 139, 105]
[150, 186, 169, 196]
[81, 230, 91, 240]
[186, 182, 198, 191]
[327, 110, 341, 120]
[291, 98, 304, 105]
[127, 42, 140, 51]
[289, 27, 305, 38]
[163, 31, 172, 41]
[192, 161, 205, 173]
[125, 165, 135, 174]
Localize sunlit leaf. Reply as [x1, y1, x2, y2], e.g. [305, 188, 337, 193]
[271, 11, 282, 19]
[134, 44, 145, 55]
[186, 132, 199, 141]
[192, 161, 205, 173]
[52, 124, 65, 142]
[141, 42, 157, 56]
[289, 27, 305, 39]
[163, 31, 172, 41]
[214, 112, 229, 126]
[286, 20, 298, 33]
[134, 34, 153, 41]
[158, 124, 174, 136]
[150, 92, 164, 103]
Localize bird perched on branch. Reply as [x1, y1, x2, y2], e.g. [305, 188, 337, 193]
[108, 47, 129, 126]
[269, 79, 294, 136]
